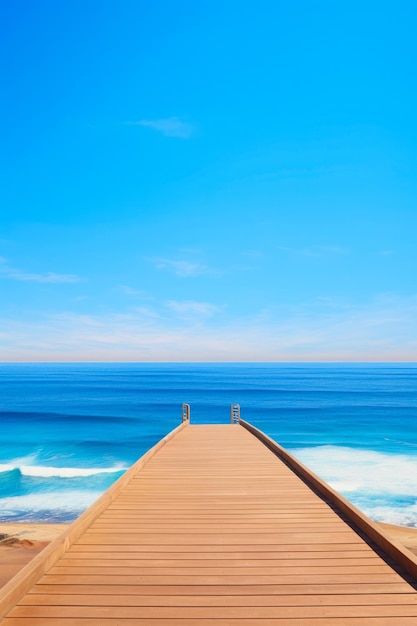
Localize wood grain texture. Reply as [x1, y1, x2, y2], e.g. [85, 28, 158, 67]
[1, 423, 417, 624]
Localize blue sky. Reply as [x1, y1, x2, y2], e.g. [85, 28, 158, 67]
[1, 0, 416, 361]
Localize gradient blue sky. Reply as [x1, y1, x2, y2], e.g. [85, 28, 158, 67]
[1, 0, 416, 361]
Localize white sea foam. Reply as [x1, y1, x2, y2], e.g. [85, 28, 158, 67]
[384, 438, 417, 447]
[19, 464, 126, 478]
[291, 445, 417, 526]
[359, 503, 417, 528]
[292, 445, 417, 496]
[0, 490, 101, 516]
[0, 453, 42, 473]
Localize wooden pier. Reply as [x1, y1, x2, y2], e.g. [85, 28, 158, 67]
[1, 417, 417, 624]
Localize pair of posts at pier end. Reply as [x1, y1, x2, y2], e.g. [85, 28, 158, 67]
[181, 403, 240, 424]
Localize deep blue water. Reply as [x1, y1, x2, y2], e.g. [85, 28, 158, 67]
[1, 363, 417, 526]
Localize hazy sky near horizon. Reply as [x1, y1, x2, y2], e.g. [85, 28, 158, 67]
[1, 0, 416, 361]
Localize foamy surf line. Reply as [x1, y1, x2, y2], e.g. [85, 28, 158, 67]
[291, 445, 417, 528]
[0, 490, 104, 523]
[0, 464, 127, 478]
[0, 464, 127, 522]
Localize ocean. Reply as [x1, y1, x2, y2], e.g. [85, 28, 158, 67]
[1, 362, 416, 527]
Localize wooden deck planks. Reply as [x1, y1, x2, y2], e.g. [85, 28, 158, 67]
[5, 610, 416, 626]
[2, 423, 417, 624]
[7, 603, 417, 619]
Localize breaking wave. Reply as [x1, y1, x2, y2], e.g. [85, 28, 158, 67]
[0, 490, 103, 522]
[290, 445, 417, 527]
[0, 463, 127, 479]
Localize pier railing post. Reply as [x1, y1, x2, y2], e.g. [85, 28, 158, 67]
[182, 403, 190, 423]
[230, 403, 240, 424]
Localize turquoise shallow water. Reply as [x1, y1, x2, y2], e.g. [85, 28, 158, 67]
[1, 362, 416, 525]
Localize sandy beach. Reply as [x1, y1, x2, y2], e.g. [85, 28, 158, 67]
[0, 523, 69, 588]
[378, 522, 417, 557]
[0, 521, 416, 589]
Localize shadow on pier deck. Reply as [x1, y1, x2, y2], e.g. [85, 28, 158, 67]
[1, 417, 417, 624]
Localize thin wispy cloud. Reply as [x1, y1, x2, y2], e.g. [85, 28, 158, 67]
[1, 294, 417, 361]
[126, 117, 194, 138]
[0, 258, 82, 283]
[9, 271, 81, 283]
[166, 300, 223, 319]
[136, 306, 160, 318]
[153, 258, 208, 277]
[119, 285, 152, 298]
